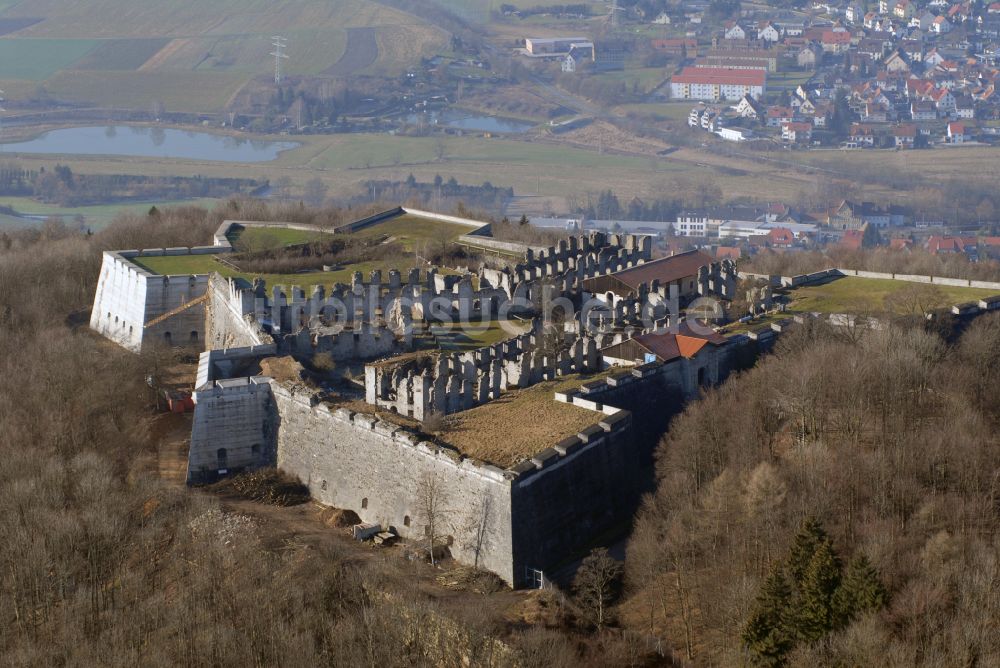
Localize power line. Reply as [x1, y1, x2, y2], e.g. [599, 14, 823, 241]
[270, 36, 288, 84]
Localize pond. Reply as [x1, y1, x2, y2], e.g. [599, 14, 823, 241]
[402, 110, 535, 134]
[0, 125, 299, 162]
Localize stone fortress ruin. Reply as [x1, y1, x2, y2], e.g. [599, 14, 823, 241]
[91, 207, 761, 587]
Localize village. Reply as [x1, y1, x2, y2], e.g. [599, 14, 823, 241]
[511, 0, 1000, 148]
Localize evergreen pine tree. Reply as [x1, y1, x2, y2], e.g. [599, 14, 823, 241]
[742, 567, 795, 667]
[797, 541, 842, 642]
[832, 554, 888, 627]
[787, 518, 829, 585]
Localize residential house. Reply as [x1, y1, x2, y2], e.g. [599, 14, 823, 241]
[924, 48, 946, 66]
[953, 95, 976, 118]
[766, 105, 796, 127]
[821, 30, 853, 53]
[911, 100, 938, 119]
[652, 11, 672, 25]
[894, 0, 917, 20]
[798, 43, 820, 68]
[947, 120, 967, 142]
[735, 94, 764, 120]
[930, 15, 952, 32]
[884, 51, 910, 72]
[850, 123, 883, 146]
[926, 235, 976, 253]
[767, 227, 796, 248]
[724, 22, 747, 40]
[758, 21, 781, 42]
[782, 121, 814, 143]
[930, 88, 957, 114]
[846, 3, 864, 23]
[892, 123, 918, 146]
[561, 42, 594, 72]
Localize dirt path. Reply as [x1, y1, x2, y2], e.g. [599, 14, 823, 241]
[324, 27, 378, 76]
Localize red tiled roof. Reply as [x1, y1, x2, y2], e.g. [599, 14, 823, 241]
[602, 249, 715, 290]
[632, 324, 728, 362]
[672, 67, 766, 86]
[822, 31, 852, 44]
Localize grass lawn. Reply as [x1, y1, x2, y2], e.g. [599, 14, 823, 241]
[351, 214, 479, 250]
[228, 225, 329, 248]
[784, 277, 1000, 315]
[429, 319, 530, 351]
[131, 252, 436, 289]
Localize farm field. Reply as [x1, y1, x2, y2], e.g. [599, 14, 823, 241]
[0, 0, 447, 111]
[0, 38, 98, 79]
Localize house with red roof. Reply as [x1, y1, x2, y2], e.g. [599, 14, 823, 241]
[600, 324, 732, 394]
[782, 121, 813, 143]
[948, 120, 967, 142]
[767, 227, 796, 248]
[926, 235, 976, 254]
[821, 30, 853, 53]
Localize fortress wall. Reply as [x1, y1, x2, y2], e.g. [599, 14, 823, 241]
[90, 248, 226, 352]
[273, 384, 516, 583]
[206, 275, 272, 350]
[187, 377, 276, 484]
[507, 410, 636, 586]
[142, 272, 212, 350]
[90, 251, 151, 352]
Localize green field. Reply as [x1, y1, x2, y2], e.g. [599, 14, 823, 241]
[591, 67, 668, 95]
[0, 38, 98, 79]
[302, 134, 665, 172]
[784, 277, 1000, 315]
[70, 38, 170, 71]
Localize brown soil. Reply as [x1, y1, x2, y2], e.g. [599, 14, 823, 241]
[549, 120, 672, 157]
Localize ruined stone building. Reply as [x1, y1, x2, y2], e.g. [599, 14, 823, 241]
[91, 209, 758, 587]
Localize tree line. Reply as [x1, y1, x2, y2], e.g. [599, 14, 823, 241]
[623, 315, 1000, 665]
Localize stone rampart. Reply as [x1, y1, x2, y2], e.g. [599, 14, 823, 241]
[187, 376, 276, 484]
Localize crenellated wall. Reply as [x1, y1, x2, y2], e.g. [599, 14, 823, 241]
[272, 384, 517, 582]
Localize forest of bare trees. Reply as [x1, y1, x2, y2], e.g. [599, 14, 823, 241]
[623, 317, 1000, 665]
